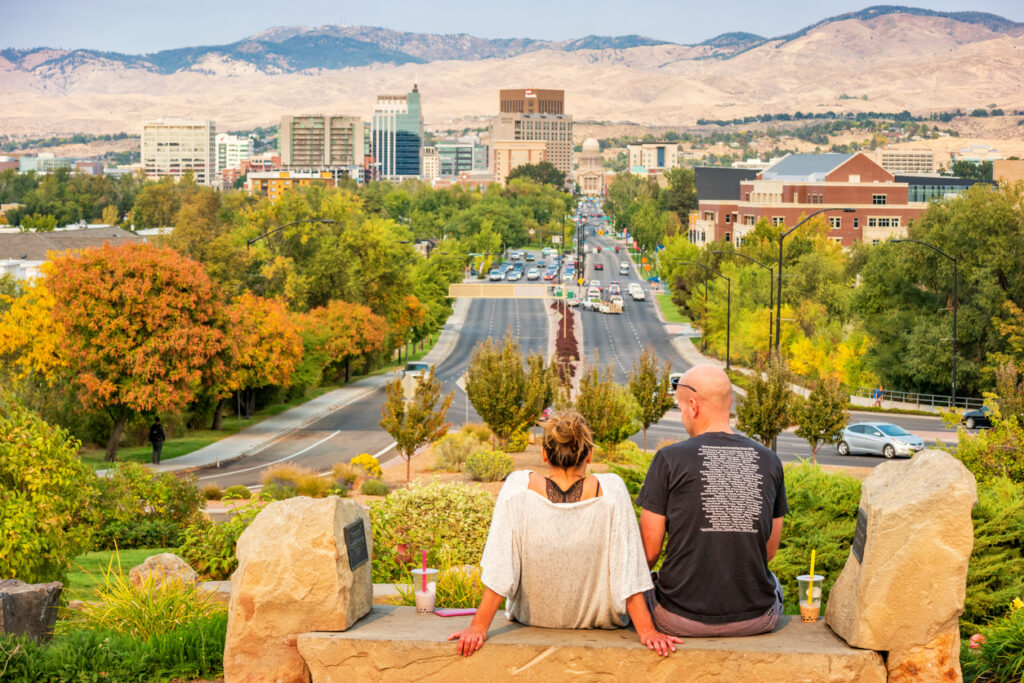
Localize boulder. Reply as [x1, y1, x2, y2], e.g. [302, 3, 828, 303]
[826, 449, 976, 657]
[0, 579, 62, 642]
[129, 552, 198, 589]
[886, 625, 962, 682]
[224, 496, 372, 683]
[199, 580, 231, 604]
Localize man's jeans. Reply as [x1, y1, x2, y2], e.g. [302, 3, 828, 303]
[151, 440, 163, 464]
[643, 573, 784, 637]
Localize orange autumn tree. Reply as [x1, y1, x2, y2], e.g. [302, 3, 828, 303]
[213, 292, 304, 426]
[47, 242, 227, 461]
[303, 300, 388, 382]
[389, 294, 428, 361]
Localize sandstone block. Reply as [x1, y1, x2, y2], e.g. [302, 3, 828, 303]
[826, 449, 976, 653]
[129, 552, 198, 589]
[224, 496, 372, 683]
[886, 625, 962, 683]
[0, 579, 63, 642]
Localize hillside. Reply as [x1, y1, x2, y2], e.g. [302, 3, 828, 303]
[1, 6, 1023, 136]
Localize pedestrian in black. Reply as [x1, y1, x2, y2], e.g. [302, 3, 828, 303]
[149, 417, 166, 465]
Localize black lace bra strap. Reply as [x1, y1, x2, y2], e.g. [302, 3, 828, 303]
[545, 476, 586, 503]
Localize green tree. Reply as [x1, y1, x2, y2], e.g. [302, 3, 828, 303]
[464, 334, 556, 447]
[379, 366, 453, 481]
[794, 378, 850, 465]
[507, 161, 565, 187]
[662, 167, 698, 222]
[736, 355, 797, 447]
[627, 345, 676, 450]
[575, 355, 641, 450]
[21, 213, 58, 231]
[631, 199, 667, 253]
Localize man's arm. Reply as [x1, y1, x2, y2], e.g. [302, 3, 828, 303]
[640, 509, 666, 570]
[766, 516, 783, 562]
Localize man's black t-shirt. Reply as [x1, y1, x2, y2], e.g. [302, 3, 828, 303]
[636, 431, 788, 624]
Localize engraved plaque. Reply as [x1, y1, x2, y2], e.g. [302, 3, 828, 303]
[851, 507, 868, 563]
[344, 519, 369, 571]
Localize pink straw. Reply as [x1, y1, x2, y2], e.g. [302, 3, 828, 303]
[422, 550, 427, 593]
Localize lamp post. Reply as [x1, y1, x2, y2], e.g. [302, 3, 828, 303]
[246, 218, 337, 249]
[677, 259, 731, 370]
[774, 208, 855, 353]
[714, 249, 774, 358]
[892, 238, 958, 405]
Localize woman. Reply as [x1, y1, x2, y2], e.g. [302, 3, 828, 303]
[448, 411, 682, 657]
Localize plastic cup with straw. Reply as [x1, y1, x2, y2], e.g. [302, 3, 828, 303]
[411, 549, 438, 615]
[798, 549, 823, 622]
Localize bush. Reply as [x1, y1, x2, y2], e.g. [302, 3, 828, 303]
[93, 519, 184, 550]
[360, 479, 390, 497]
[331, 462, 359, 489]
[178, 502, 263, 581]
[351, 453, 383, 479]
[951, 409, 1024, 484]
[466, 449, 514, 482]
[222, 485, 251, 500]
[460, 422, 492, 444]
[0, 613, 227, 683]
[370, 480, 495, 582]
[961, 600, 1024, 683]
[201, 484, 224, 501]
[431, 432, 481, 472]
[0, 395, 99, 584]
[296, 475, 331, 497]
[260, 463, 329, 500]
[395, 564, 485, 609]
[506, 428, 529, 453]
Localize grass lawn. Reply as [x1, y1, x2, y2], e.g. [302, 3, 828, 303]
[657, 293, 689, 325]
[65, 548, 174, 601]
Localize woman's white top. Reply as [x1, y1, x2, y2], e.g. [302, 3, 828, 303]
[479, 470, 653, 629]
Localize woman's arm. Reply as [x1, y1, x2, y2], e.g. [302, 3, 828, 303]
[625, 592, 683, 656]
[447, 586, 504, 656]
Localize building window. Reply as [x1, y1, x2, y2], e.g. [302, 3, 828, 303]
[724, 232, 731, 242]
[772, 217, 784, 226]
[853, 218, 859, 228]
[744, 215, 755, 226]
[872, 194, 887, 205]
[829, 217, 841, 229]
[725, 214, 731, 224]
[703, 211, 715, 221]
[745, 192, 750, 201]
[871, 239, 879, 245]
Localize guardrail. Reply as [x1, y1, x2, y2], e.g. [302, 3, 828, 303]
[852, 387, 984, 410]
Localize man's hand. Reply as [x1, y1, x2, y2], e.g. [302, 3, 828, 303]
[447, 624, 487, 656]
[637, 628, 683, 656]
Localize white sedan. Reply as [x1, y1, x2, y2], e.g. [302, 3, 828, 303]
[527, 268, 540, 280]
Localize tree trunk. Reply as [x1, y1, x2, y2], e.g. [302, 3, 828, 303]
[642, 428, 647, 451]
[406, 454, 411, 482]
[211, 397, 225, 430]
[345, 357, 351, 384]
[247, 389, 256, 419]
[105, 413, 129, 462]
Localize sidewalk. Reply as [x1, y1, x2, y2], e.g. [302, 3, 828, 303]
[149, 297, 470, 474]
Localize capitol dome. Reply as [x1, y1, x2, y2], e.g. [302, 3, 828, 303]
[581, 138, 600, 153]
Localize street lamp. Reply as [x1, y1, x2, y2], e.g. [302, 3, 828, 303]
[246, 218, 337, 249]
[774, 208, 855, 353]
[714, 249, 774, 358]
[892, 238, 959, 405]
[677, 259, 731, 370]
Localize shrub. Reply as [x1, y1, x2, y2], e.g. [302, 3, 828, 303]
[951, 408, 1024, 484]
[0, 395, 98, 584]
[370, 480, 495, 582]
[961, 600, 1024, 683]
[360, 479, 390, 497]
[506, 428, 529, 453]
[395, 563, 485, 609]
[260, 462, 307, 488]
[296, 475, 332, 497]
[466, 449, 514, 482]
[178, 502, 263, 581]
[222, 485, 251, 500]
[460, 422, 493, 444]
[93, 519, 184, 550]
[201, 484, 224, 501]
[0, 613, 227, 682]
[431, 432, 481, 472]
[331, 462, 359, 489]
[260, 463, 325, 500]
[351, 453, 383, 479]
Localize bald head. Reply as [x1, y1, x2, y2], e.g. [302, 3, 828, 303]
[676, 364, 733, 435]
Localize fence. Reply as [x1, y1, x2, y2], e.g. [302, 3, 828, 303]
[853, 387, 983, 410]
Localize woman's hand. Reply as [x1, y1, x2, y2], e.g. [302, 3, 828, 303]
[637, 628, 683, 656]
[447, 624, 488, 656]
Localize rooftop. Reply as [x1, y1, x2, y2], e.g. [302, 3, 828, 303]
[761, 153, 854, 182]
[0, 226, 144, 261]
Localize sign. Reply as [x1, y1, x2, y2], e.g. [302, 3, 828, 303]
[598, 230, 604, 236]
[577, 277, 585, 285]
[344, 519, 369, 571]
[551, 235, 562, 244]
[851, 508, 868, 562]
[641, 257, 648, 264]
[644, 264, 652, 271]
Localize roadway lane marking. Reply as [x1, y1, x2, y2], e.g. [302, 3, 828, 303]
[198, 430, 342, 481]
[600, 313, 629, 376]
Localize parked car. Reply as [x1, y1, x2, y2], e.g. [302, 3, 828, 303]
[961, 405, 993, 430]
[837, 422, 924, 458]
[527, 268, 540, 280]
[488, 269, 504, 281]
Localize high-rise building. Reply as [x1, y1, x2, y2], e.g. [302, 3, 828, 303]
[422, 147, 439, 181]
[371, 85, 423, 179]
[436, 136, 488, 177]
[215, 133, 254, 175]
[280, 115, 364, 168]
[499, 89, 564, 115]
[141, 118, 216, 186]
[876, 148, 935, 174]
[490, 113, 573, 181]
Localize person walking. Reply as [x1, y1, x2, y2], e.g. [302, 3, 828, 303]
[873, 385, 884, 407]
[149, 417, 165, 465]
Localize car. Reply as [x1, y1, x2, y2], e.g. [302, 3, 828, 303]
[589, 279, 602, 291]
[507, 270, 522, 281]
[403, 361, 431, 380]
[666, 372, 685, 397]
[619, 262, 630, 275]
[961, 406, 992, 430]
[583, 296, 603, 311]
[608, 282, 621, 296]
[537, 260, 546, 268]
[527, 268, 540, 280]
[628, 283, 646, 300]
[488, 268, 504, 281]
[586, 286, 602, 299]
[562, 271, 574, 281]
[525, 253, 536, 261]
[594, 262, 604, 270]
[541, 247, 553, 256]
[543, 270, 556, 281]
[610, 294, 625, 309]
[837, 422, 925, 459]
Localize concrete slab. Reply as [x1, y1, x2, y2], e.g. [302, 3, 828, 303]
[297, 605, 886, 682]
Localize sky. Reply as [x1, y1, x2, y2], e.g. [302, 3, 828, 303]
[2, 0, 1023, 53]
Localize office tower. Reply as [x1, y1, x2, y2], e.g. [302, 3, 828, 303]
[435, 136, 488, 176]
[371, 85, 423, 179]
[499, 89, 564, 115]
[280, 115, 364, 167]
[141, 118, 216, 186]
[491, 112, 573, 180]
[215, 133, 254, 174]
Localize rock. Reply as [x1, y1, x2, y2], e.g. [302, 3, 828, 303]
[224, 496, 373, 683]
[886, 625, 962, 683]
[0, 579, 63, 642]
[826, 450, 976, 655]
[199, 580, 231, 604]
[129, 552, 199, 590]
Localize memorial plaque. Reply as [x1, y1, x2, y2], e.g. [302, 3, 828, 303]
[851, 507, 868, 563]
[343, 519, 369, 571]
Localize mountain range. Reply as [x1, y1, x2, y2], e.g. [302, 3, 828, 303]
[2, 5, 1023, 135]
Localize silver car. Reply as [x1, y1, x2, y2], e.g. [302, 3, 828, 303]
[838, 422, 924, 459]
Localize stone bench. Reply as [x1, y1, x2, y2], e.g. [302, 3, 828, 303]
[296, 605, 886, 682]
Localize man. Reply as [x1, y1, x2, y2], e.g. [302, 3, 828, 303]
[636, 364, 787, 637]
[149, 417, 165, 465]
